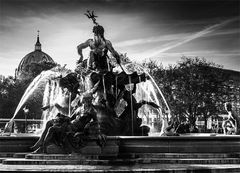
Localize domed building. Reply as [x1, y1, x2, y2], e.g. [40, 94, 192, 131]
[15, 32, 55, 79]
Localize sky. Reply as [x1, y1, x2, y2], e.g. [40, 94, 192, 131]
[0, 0, 239, 76]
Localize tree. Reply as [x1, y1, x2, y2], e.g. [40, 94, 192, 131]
[173, 57, 230, 129]
[0, 76, 17, 118]
[0, 61, 57, 120]
[142, 57, 231, 131]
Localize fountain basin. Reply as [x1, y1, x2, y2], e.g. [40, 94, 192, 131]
[0, 134, 38, 152]
[1, 134, 240, 154]
[119, 135, 240, 153]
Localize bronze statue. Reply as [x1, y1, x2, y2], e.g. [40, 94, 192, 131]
[77, 10, 120, 72]
[31, 11, 160, 154]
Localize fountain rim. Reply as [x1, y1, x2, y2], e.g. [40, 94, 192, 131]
[1, 134, 240, 140]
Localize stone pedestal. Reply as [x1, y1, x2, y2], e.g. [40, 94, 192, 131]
[101, 139, 119, 156]
[78, 141, 102, 155]
[46, 137, 119, 156]
[47, 145, 67, 154]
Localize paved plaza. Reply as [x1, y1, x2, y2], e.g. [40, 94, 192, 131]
[1, 163, 240, 173]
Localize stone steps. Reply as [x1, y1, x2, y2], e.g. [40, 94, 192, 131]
[3, 157, 240, 165]
[1, 136, 240, 172]
[1, 152, 240, 165]
[25, 153, 99, 160]
[119, 153, 240, 159]
[0, 152, 15, 163]
[0, 164, 240, 173]
[2, 158, 136, 165]
[2, 152, 240, 159]
[23, 153, 240, 160]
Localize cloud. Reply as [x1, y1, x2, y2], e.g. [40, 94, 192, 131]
[147, 17, 239, 57]
[115, 33, 187, 47]
[116, 26, 240, 48]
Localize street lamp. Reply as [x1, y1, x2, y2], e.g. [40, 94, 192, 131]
[23, 105, 29, 133]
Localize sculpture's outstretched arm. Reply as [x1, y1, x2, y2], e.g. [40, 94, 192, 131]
[106, 40, 121, 64]
[77, 39, 91, 64]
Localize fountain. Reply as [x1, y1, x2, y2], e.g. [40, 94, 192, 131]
[0, 60, 240, 166]
[0, 11, 240, 171]
[1, 58, 172, 153]
[3, 66, 71, 135]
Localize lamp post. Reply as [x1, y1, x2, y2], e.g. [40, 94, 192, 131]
[23, 105, 29, 133]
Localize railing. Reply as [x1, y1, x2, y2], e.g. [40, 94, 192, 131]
[0, 119, 43, 134]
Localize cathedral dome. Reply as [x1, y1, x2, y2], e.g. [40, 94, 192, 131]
[16, 32, 54, 78]
[17, 50, 54, 72]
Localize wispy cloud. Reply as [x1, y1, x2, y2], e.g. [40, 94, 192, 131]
[116, 26, 239, 48]
[115, 33, 188, 47]
[148, 17, 239, 57]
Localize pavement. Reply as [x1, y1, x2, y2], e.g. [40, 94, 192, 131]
[1, 163, 240, 173]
